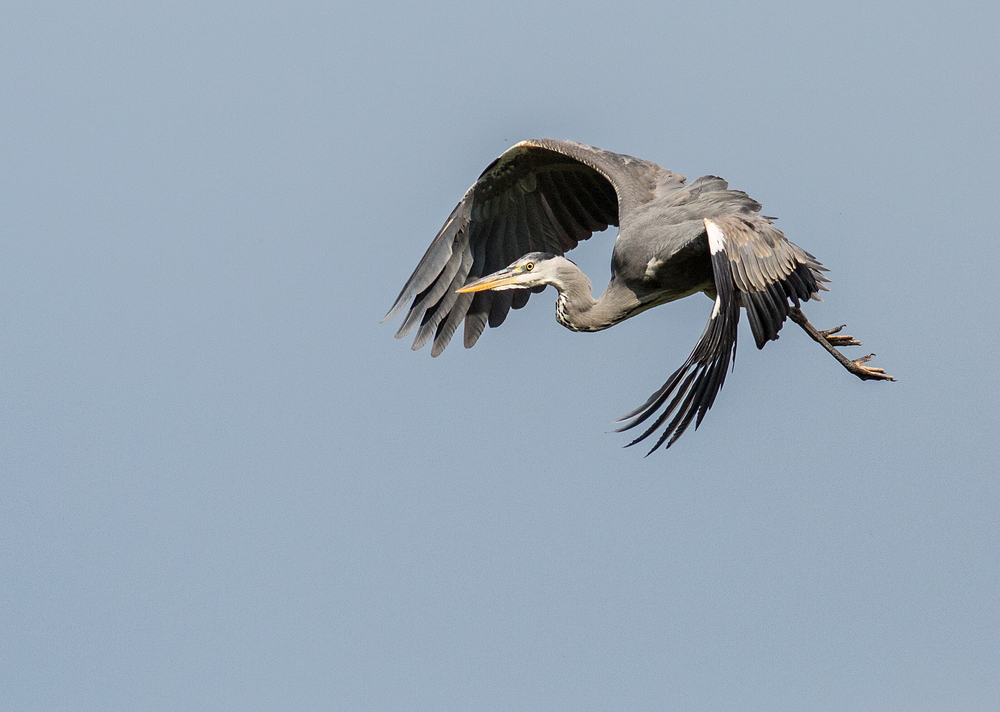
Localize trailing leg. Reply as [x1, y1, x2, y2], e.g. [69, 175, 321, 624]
[788, 307, 895, 382]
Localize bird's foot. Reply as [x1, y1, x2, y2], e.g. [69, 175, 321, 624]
[818, 324, 861, 347]
[843, 352, 895, 381]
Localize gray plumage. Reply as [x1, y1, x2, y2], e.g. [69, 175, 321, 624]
[384, 139, 890, 454]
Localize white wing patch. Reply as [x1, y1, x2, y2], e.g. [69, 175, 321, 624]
[711, 294, 722, 319]
[705, 219, 727, 319]
[704, 218, 726, 255]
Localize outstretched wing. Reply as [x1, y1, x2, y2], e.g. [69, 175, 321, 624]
[617, 214, 827, 454]
[383, 139, 675, 356]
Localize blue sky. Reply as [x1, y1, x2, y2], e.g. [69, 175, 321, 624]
[2, 1, 998, 709]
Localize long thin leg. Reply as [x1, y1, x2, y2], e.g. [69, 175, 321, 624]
[788, 307, 895, 382]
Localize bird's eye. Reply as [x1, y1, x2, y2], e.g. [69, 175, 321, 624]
[525, 263, 534, 271]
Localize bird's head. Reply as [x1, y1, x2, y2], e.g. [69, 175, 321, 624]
[457, 252, 563, 293]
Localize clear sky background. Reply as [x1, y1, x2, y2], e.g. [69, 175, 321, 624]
[2, 1, 998, 710]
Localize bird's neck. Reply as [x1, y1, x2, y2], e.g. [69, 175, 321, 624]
[551, 260, 625, 332]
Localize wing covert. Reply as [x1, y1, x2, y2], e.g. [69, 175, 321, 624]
[712, 213, 829, 348]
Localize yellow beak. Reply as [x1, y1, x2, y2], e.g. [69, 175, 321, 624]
[456, 268, 522, 293]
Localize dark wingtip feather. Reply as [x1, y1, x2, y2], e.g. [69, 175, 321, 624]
[618, 241, 740, 453]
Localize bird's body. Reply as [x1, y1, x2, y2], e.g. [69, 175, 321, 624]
[385, 139, 891, 453]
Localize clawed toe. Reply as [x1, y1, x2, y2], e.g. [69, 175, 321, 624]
[819, 324, 861, 347]
[851, 354, 895, 381]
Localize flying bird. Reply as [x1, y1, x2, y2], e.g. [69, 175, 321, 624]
[384, 139, 893, 453]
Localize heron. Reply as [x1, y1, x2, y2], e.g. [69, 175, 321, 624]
[384, 139, 893, 453]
